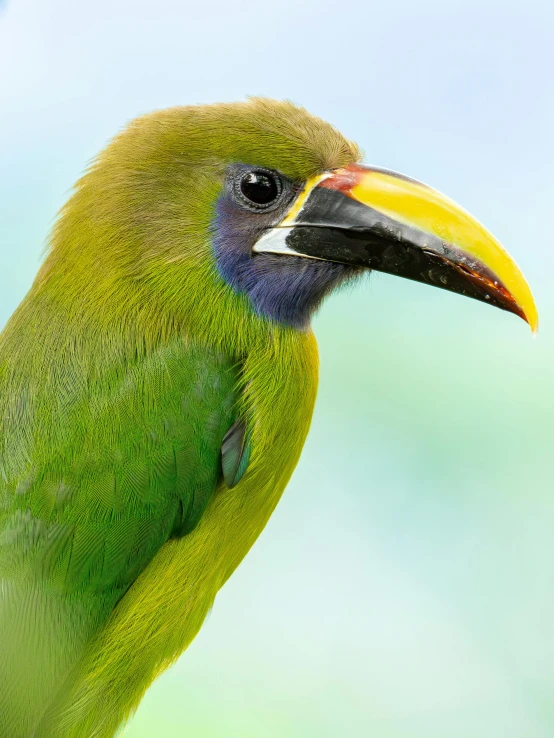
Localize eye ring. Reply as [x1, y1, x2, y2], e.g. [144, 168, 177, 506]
[232, 167, 284, 212]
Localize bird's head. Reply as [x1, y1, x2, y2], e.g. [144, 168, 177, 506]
[40, 98, 537, 346]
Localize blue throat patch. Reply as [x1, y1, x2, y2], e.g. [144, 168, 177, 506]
[212, 192, 356, 329]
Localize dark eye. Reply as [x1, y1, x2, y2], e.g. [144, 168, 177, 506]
[235, 168, 283, 210]
[240, 170, 280, 205]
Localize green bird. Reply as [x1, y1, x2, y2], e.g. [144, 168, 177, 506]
[0, 99, 537, 738]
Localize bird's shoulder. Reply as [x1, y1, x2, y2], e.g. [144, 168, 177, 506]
[0, 335, 239, 598]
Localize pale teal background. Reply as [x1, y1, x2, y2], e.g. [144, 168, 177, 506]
[1, 1, 554, 736]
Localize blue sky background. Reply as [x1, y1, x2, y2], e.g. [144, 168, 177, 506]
[1, 1, 554, 736]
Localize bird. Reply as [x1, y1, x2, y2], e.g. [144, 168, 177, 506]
[0, 98, 537, 738]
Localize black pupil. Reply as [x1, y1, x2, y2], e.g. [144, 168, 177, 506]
[240, 171, 278, 205]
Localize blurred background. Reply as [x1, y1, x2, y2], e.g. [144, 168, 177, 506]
[1, 0, 553, 736]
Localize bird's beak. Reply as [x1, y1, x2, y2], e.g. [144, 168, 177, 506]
[253, 164, 538, 332]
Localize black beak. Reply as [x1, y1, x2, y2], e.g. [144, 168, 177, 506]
[253, 164, 538, 332]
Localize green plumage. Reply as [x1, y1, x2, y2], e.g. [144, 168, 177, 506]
[0, 322, 239, 735]
[0, 99, 359, 736]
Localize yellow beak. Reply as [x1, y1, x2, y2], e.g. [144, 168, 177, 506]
[254, 164, 538, 333]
